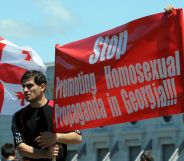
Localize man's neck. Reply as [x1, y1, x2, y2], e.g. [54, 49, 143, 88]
[30, 96, 48, 108]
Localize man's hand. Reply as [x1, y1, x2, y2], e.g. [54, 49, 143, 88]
[164, 4, 175, 13]
[46, 144, 59, 160]
[35, 131, 57, 148]
[17, 142, 58, 159]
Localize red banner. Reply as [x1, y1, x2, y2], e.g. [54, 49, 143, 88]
[54, 9, 184, 132]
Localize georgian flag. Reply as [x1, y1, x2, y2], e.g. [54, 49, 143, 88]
[0, 37, 46, 115]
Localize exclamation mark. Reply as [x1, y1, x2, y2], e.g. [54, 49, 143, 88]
[175, 50, 181, 75]
[152, 83, 160, 108]
[167, 79, 174, 105]
[171, 78, 177, 104]
[163, 79, 171, 106]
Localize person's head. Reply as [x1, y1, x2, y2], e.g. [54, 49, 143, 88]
[1, 143, 16, 160]
[21, 70, 47, 102]
[140, 151, 154, 161]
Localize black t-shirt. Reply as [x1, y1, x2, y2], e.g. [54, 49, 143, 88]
[11, 100, 67, 161]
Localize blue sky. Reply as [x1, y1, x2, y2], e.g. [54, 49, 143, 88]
[0, 0, 183, 63]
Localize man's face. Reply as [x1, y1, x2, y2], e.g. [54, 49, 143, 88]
[22, 77, 45, 102]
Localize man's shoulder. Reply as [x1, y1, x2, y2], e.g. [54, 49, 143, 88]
[43, 100, 54, 110]
[13, 104, 30, 118]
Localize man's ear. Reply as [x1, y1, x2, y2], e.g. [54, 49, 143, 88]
[40, 83, 46, 92]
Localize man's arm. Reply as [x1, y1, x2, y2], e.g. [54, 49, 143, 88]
[11, 114, 59, 159]
[17, 143, 59, 159]
[35, 131, 82, 149]
[56, 131, 82, 144]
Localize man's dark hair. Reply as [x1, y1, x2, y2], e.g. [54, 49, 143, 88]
[21, 70, 47, 85]
[140, 151, 154, 161]
[1, 143, 15, 158]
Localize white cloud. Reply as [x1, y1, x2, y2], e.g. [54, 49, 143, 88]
[0, 20, 41, 39]
[34, 0, 74, 22]
[33, 0, 78, 35]
[0, 0, 78, 39]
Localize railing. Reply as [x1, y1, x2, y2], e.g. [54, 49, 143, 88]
[168, 148, 179, 161]
[169, 139, 184, 161]
[134, 139, 152, 161]
[71, 154, 78, 161]
[134, 150, 144, 161]
[102, 152, 111, 161]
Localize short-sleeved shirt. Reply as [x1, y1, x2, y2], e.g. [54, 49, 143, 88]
[11, 100, 81, 161]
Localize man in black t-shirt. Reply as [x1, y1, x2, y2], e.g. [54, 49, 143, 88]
[11, 70, 82, 161]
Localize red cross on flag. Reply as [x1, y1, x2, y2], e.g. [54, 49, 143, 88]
[0, 37, 46, 115]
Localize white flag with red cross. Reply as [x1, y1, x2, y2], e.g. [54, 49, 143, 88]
[0, 37, 46, 115]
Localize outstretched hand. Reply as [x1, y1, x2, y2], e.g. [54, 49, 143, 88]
[35, 131, 57, 148]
